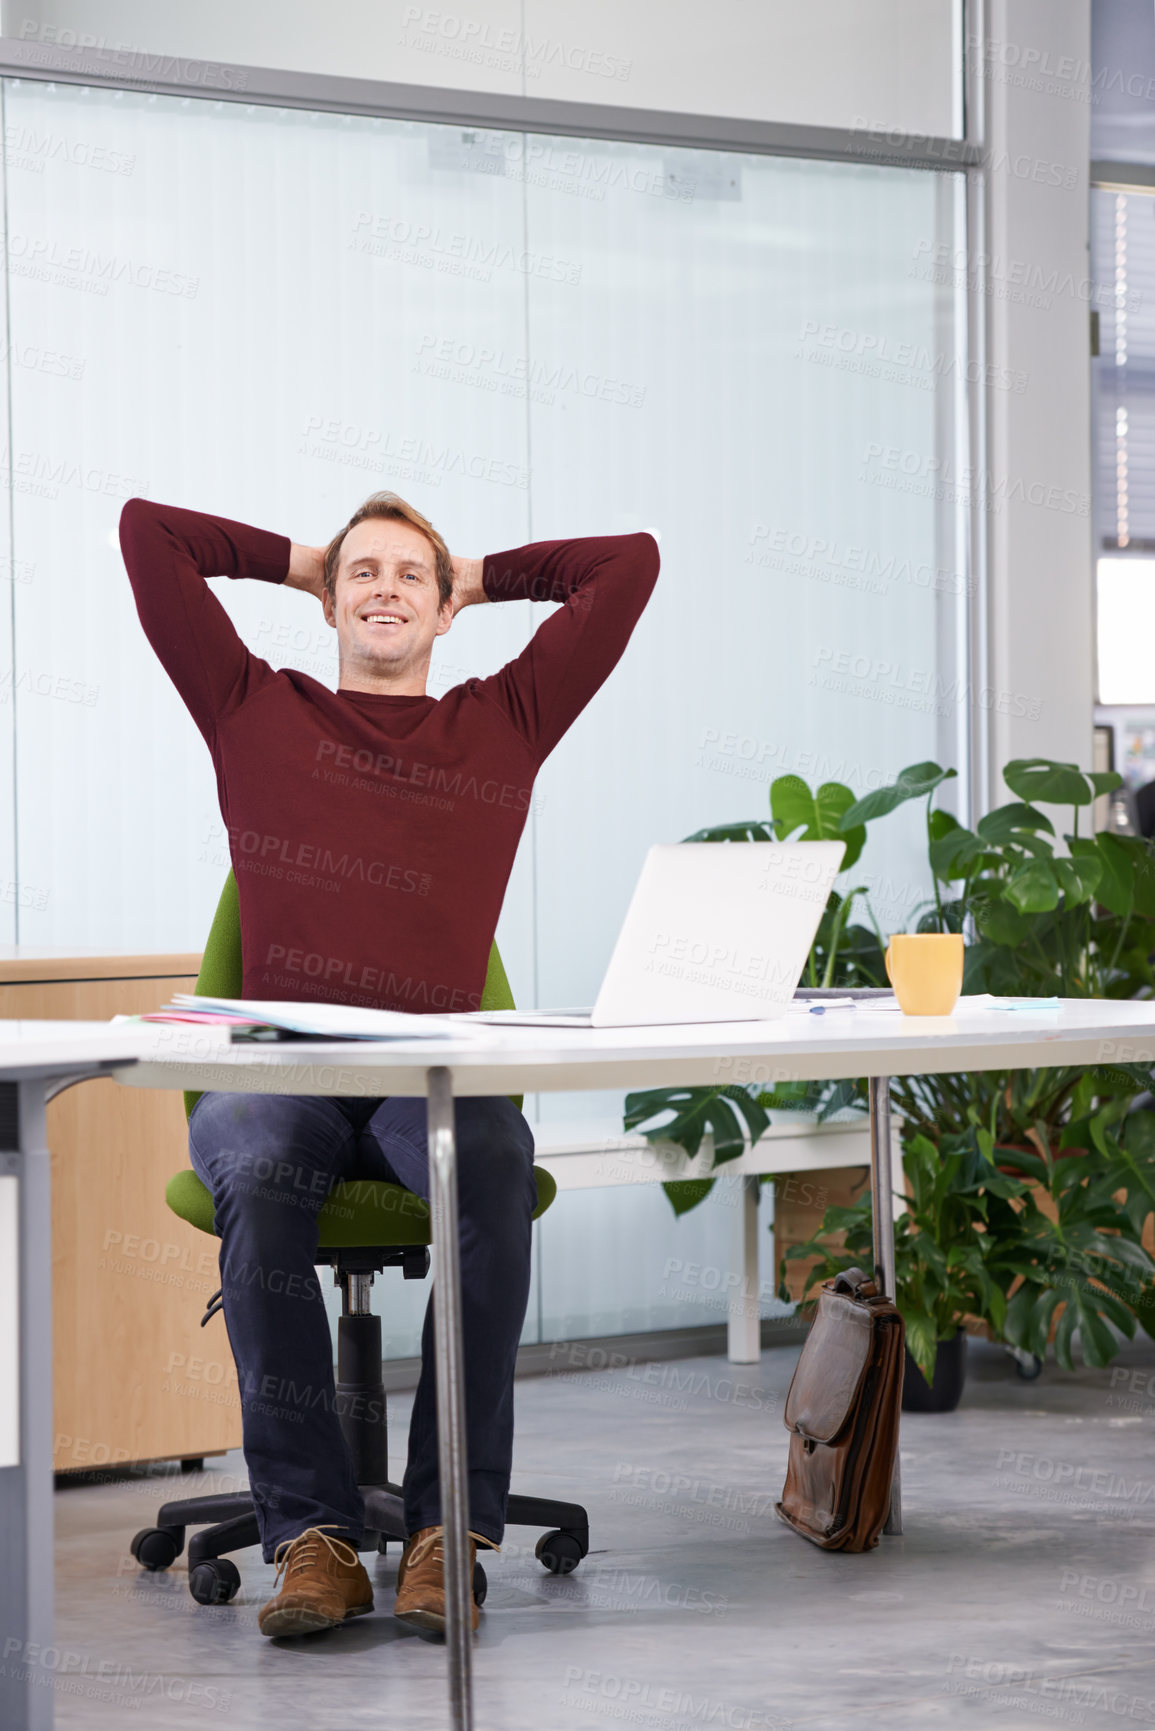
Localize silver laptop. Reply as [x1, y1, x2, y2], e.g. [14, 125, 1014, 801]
[473, 840, 845, 1028]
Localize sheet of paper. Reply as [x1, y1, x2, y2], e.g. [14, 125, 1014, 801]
[952, 993, 1061, 1013]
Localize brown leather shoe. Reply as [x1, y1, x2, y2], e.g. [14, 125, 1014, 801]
[257, 1525, 374, 1638]
[394, 1525, 492, 1634]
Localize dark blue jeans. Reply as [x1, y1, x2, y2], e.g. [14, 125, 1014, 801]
[187, 1090, 536, 1561]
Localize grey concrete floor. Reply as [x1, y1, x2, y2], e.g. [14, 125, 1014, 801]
[50, 1334, 1155, 1731]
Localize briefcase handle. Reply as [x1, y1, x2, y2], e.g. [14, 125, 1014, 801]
[829, 1267, 879, 1300]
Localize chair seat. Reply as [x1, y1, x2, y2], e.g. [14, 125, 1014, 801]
[166, 1164, 558, 1250]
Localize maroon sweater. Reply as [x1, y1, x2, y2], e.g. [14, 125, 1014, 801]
[120, 499, 659, 1013]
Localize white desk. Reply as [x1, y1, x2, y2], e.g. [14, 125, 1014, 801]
[6, 998, 1155, 1731]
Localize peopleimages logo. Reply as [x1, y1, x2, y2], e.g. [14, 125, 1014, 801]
[314, 738, 533, 811]
[645, 932, 796, 1004]
[6, 233, 199, 297]
[226, 823, 428, 896]
[261, 946, 482, 1012]
[860, 440, 1089, 516]
[399, 7, 634, 80]
[350, 210, 581, 286]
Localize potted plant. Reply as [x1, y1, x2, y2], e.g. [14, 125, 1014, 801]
[779, 1119, 1155, 1406]
[624, 757, 1155, 1383]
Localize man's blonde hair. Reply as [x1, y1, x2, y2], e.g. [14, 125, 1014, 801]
[323, 492, 453, 608]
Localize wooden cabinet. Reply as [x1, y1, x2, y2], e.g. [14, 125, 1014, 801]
[0, 951, 242, 1472]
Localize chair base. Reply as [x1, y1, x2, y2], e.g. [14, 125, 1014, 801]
[134, 1257, 589, 1602]
[131, 1481, 590, 1603]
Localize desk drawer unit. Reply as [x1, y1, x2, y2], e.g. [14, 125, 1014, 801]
[0, 952, 240, 1472]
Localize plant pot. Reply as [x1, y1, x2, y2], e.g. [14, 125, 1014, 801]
[901, 1329, 967, 1413]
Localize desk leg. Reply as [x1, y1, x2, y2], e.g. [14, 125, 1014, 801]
[0, 1080, 54, 1731]
[426, 1066, 473, 1731]
[727, 1175, 761, 1364]
[868, 1075, 903, 1538]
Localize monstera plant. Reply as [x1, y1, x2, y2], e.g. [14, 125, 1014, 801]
[624, 757, 1155, 1373]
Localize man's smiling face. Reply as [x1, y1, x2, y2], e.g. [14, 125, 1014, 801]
[323, 517, 452, 687]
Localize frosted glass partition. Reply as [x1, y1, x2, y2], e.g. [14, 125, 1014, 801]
[0, 79, 969, 1350]
[3, 81, 536, 968]
[522, 141, 967, 1129]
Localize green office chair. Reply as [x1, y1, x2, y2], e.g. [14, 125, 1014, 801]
[128, 872, 589, 1607]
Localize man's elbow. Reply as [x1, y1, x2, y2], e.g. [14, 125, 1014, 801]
[118, 496, 151, 548]
[118, 496, 170, 561]
[629, 530, 660, 585]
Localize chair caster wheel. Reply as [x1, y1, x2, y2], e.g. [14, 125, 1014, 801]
[473, 1561, 487, 1606]
[1004, 1343, 1043, 1380]
[189, 1558, 242, 1605]
[130, 1526, 183, 1571]
[535, 1531, 585, 1575]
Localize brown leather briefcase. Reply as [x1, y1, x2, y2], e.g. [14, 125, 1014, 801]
[776, 1266, 905, 1552]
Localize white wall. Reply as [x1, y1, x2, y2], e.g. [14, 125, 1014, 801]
[2, 0, 961, 135]
[982, 0, 1094, 794]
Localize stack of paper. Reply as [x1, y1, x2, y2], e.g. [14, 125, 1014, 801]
[125, 995, 494, 1043]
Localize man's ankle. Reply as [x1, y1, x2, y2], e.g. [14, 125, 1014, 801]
[265, 1525, 363, 1562]
[404, 1522, 501, 1550]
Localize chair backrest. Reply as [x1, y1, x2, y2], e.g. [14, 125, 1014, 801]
[183, 871, 520, 1119]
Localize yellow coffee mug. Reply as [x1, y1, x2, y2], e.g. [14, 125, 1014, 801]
[884, 932, 964, 1016]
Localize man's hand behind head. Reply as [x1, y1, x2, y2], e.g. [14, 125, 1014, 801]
[448, 554, 486, 619]
[285, 543, 327, 601]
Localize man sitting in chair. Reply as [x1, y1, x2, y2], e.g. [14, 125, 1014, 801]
[120, 491, 659, 1638]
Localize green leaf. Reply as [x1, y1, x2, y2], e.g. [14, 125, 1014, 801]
[1026, 1288, 1064, 1360]
[1086, 1281, 1139, 1336]
[973, 894, 1030, 946]
[929, 826, 986, 881]
[992, 1144, 1050, 1184]
[1134, 846, 1155, 919]
[1068, 1286, 1121, 1369]
[756, 1079, 830, 1114]
[929, 809, 962, 841]
[1053, 1298, 1079, 1371]
[770, 777, 864, 871]
[976, 802, 1055, 843]
[1093, 834, 1137, 918]
[661, 1179, 716, 1217]
[902, 1307, 940, 1385]
[1000, 831, 1054, 861]
[1123, 1110, 1155, 1163]
[1053, 855, 1102, 907]
[1096, 836, 1155, 919]
[624, 1085, 769, 1166]
[1003, 758, 1093, 807]
[684, 821, 775, 844]
[785, 1201, 868, 1238]
[1004, 1281, 1044, 1348]
[840, 762, 956, 829]
[815, 1079, 861, 1123]
[1089, 771, 1123, 797]
[1005, 859, 1060, 914]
